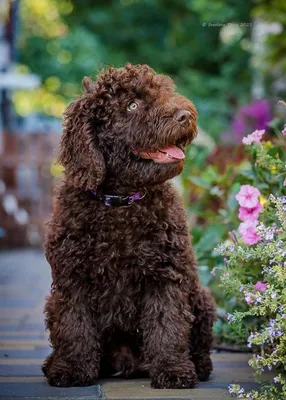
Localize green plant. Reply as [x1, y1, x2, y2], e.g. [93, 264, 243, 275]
[215, 124, 286, 399]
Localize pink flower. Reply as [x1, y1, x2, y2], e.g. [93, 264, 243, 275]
[238, 220, 257, 235]
[242, 129, 265, 145]
[284, 178, 286, 187]
[235, 185, 261, 208]
[244, 292, 254, 304]
[238, 220, 261, 245]
[238, 203, 263, 222]
[254, 282, 268, 292]
[282, 126, 286, 136]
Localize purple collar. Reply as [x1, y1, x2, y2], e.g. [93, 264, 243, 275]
[90, 189, 146, 207]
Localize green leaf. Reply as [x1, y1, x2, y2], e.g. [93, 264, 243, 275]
[189, 176, 211, 189]
[198, 265, 212, 286]
[195, 224, 226, 257]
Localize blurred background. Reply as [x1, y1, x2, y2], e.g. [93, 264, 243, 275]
[0, 0, 285, 346]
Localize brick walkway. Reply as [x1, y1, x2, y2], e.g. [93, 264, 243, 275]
[0, 250, 260, 399]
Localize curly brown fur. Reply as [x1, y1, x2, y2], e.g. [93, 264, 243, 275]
[43, 63, 216, 389]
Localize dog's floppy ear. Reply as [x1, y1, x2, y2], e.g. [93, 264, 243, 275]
[58, 79, 106, 190]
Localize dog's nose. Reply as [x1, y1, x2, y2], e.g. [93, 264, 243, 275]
[174, 109, 191, 125]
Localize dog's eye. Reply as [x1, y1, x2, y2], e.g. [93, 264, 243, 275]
[127, 102, 138, 111]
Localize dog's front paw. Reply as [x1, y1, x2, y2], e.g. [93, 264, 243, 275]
[151, 362, 198, 389]
[193, 354, 213, 382]
[42, 354, 98, 387]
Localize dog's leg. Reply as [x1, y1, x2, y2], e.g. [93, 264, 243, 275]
[42, 292, 101, 387]
[189, 287, 216, 381]
[141, 283, 198, 389]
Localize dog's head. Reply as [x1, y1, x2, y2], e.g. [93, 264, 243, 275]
[58, 63, 198, 191]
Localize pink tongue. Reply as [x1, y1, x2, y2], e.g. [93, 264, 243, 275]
[160, 145, 185, 159]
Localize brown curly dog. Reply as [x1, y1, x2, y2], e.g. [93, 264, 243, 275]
[42, 63, 216, 389]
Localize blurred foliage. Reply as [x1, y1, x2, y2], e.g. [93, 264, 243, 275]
[16, 0, 285, 136]
[14, 0, 286, 131]
[15, 0, 256, 136]
[252, 0, 286, 75]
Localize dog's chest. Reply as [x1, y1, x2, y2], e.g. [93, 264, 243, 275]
[91, 205, 170, 271]
[93, 262, 144, 331]
[89, 206, 170, 330]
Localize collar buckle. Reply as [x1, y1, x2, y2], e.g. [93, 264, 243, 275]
[104, 194, 129, 207]
[91, 189, 146, 207]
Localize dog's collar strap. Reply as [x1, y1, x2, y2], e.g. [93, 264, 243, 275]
[90, 190, 145, 207]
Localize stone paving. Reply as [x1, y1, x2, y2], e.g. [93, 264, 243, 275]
[0, 249, 259, 399]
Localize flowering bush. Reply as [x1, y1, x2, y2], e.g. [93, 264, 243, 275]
[215, 122, 286, 399]
[180, 105, 286, 344]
